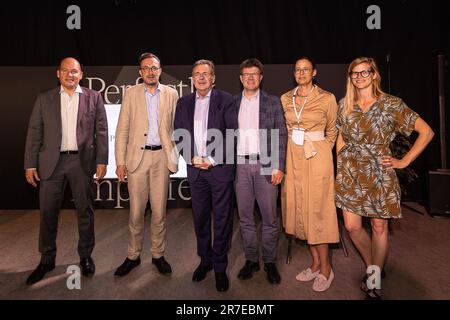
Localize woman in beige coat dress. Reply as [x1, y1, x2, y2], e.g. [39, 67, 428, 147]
[281, 57, 339, 292]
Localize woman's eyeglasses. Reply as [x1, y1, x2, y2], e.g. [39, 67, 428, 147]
[349, 69, 373, 79]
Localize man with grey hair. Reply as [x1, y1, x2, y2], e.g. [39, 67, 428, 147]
[174, 59, 238, 292]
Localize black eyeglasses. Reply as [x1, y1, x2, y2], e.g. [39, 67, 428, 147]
[349, 69, 373, 79]
[294, 68, 313, 75]
[140, 66, 161, 73]
[241, 72, 260, 78]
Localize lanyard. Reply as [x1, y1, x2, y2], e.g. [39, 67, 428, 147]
[292, 85, 315, 127]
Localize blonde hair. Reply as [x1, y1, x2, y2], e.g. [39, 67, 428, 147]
[343, 57, 386, 116]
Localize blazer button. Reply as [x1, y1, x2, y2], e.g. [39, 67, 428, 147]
[141, 147, 144, 150]
[144, 133, 147, 136]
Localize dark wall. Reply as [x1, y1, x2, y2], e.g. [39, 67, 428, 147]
[1, 0, 449, 206]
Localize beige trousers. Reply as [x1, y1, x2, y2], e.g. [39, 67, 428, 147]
[127, 149, 169, 260]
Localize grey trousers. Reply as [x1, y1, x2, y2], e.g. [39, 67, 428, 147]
[235, 160, 279, 263]
[39, 154, 95, 264]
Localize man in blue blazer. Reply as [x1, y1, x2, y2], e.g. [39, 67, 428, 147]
[174, 59, 238, 292]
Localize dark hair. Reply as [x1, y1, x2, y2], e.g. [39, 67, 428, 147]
[139, 52, 161, 66]
[240, 58, 263, 74]
[294, 56, 318, 85]
[294, 56, 316, 70]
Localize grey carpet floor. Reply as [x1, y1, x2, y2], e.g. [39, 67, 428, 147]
[0, 202, 449, 300]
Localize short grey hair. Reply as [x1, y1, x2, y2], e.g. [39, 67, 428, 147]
[192, 59, 215, 75]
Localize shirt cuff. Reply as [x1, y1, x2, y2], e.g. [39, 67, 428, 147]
[207, 156, 217, 167]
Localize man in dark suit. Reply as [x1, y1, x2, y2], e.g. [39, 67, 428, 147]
[173, 59, 238, 292]
[24, 57, 108, 285]
[233, 58, 287, 284]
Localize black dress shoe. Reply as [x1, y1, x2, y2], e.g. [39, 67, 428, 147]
[215, 272, 229, 292]
[237, 260, 260, 280]
[26, 263, 55, 285]
[114, 257, 141, 277]
[264, 263, 281, 284]
[152, 256, 172, 275]
[80, 257, 95, 277]
[192, 264, 213, 282]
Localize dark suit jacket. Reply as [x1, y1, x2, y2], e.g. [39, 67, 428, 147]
[24, 86, 108, 179]
[234, 90, 287, 179]
[174, 89, 238, 183]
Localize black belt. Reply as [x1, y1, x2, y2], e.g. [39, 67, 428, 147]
[145, 145, 162, 151]
[60, 150, 78, 154]
[242, 154, 260, 160]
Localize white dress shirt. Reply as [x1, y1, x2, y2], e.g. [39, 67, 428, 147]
[194, 90, 211, 157]
[60, 85, 82, 151]
[238, 90, 260, 156]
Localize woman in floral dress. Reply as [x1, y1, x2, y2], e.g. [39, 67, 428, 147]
[335, 57, 434, 299]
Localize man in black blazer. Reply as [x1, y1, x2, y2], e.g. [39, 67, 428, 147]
[174, 59, 238, 292]
[233, 58, 287, 284]
[24, 57, 108, 285]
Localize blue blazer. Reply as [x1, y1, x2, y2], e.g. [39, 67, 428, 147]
[174, 88, 238, 182]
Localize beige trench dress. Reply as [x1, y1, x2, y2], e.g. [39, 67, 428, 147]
[281, 86, 339, 245]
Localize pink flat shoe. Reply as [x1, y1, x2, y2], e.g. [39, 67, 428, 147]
[296, 268, 320, 282]
[312, 269, 334, 292]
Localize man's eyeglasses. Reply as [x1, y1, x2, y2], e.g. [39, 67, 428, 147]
[294, 68, 313, 75]
[349, 69, 373, 79]
[140, 66, 161, 73]
[192, 72, 211, 79]
[241, 72, 260, 79]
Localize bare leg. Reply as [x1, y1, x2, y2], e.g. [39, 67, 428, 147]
[371, 218, 389, 271]
[308, 245, 321, 272]
[315, 243, 331, 279]
[343, 210, 372, 267]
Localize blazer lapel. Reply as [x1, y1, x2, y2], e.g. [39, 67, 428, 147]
[158, 85, 166, 130]
[186, 93, 197, 157]
[51, 88, 62, 141]
[75, 88, 89, 146]
[259, 90, 268, 130]
[187, 93, 196, 135]
[235, 94, 243, 114]
[138, 84, 149, 133]
[78, 88, 88, 126]
[207, 89, 217, 130]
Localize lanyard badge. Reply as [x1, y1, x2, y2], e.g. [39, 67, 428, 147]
[291, 85, 314, 146]
[292, 128, 305, 145]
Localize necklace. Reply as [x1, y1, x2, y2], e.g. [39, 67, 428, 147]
[292, 85, 315, 125]
[295, 86, 314, 98]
